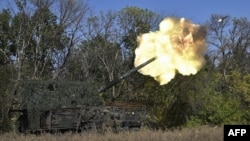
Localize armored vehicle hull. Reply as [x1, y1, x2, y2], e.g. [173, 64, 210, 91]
[39, 104, 146, 132]
[9, 81, 146, 133]
[8, 58, 155, 133]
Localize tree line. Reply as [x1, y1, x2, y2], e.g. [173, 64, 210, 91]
[0, 0, 249, 131]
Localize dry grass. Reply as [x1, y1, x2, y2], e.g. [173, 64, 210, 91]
[0, 126, 223, 141]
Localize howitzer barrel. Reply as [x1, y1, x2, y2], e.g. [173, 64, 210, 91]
[98, 57, 157, 93]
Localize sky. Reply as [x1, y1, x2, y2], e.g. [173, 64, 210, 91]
[0, 0, 249, 24]
[87, 0, 250, 24]
[0, 0, 250, 23]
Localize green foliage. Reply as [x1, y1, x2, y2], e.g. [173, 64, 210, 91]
[0, 65, 12, 132]
[117, 6, 161, 58]
[141, 66, 250, 128]
[184, 70, 250, 126]
[0, 11, 12, 127]
[0, 9, 11, 64]
[226, 71, 250, 105]
[195, 92, 243, 125]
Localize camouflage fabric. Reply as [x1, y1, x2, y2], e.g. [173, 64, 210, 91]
[13, 81, 102, 130]
[9, 81, 147, 132]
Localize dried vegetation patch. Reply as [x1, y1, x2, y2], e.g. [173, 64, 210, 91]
[0, 126, 223, 141]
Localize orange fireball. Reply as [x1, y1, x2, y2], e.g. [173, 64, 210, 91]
[134, 17, 207, 85]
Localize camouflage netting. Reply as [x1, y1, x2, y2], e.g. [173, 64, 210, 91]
[13, 80, 102, 130]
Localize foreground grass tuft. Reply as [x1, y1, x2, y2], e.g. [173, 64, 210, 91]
[0, 126, 223, 141]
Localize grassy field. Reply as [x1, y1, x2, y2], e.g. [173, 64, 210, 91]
[0, 126, 223, 141]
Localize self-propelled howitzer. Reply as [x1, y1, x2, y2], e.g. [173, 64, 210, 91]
[8, 57, 156, 133]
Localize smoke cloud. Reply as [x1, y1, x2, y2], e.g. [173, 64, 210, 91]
[134, 17, 207, 85]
